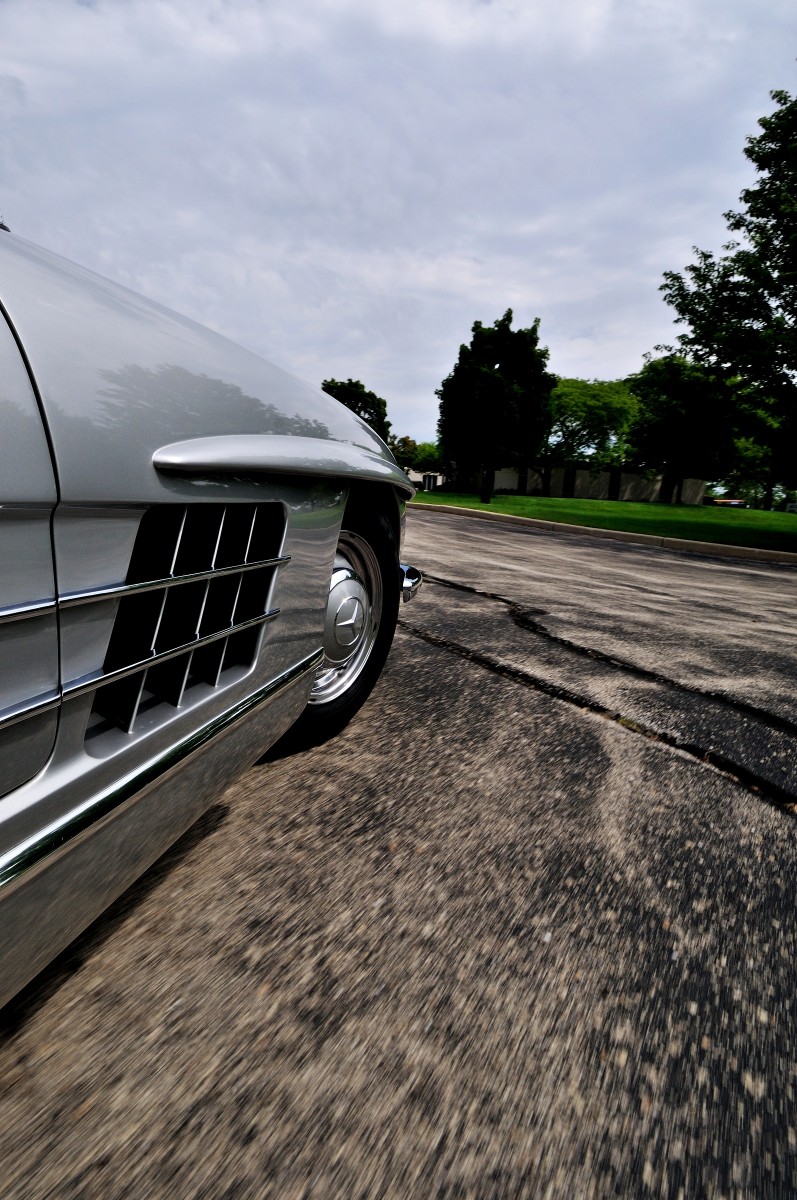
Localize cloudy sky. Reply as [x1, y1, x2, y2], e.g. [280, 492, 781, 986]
[1, 0, 794, 440]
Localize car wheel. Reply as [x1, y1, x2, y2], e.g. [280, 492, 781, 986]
[291, 510, 400, 747]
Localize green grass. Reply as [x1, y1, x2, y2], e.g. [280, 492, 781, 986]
[410, 492, 797, 554]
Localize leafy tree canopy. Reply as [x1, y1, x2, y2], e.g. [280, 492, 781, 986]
[660, 88, 797, 496]
[625, 355, 742, 500]
[413, 441, 443, 472]
[321, 377, 391, 442]
[548, 378, 638, 467]
[384, 437, 443, 473]
[436, 309, 555, 499]
[387, 434, 418, 470]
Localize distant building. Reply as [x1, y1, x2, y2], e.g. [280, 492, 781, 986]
[406, 469, 446, 492]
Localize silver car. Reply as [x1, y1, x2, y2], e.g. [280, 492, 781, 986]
[0, 232, 421, 1007]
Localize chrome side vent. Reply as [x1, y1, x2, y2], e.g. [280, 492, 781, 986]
[71, 503, 287, 736]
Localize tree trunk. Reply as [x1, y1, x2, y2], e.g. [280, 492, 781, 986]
[562, 463, 577, 498]
[517, 466, 528, 495]
[540, 461, 552, 497]
[658, 472, 676, 504]
[479, 467, 495, 504]
[608, 467, 621, 501]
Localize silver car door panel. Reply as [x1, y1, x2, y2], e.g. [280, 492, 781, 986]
[0, 306, 58, 795]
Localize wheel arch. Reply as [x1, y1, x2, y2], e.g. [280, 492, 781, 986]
[342, 480, 405, 549]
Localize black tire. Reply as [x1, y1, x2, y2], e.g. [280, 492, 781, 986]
[284, 506, 400, 750]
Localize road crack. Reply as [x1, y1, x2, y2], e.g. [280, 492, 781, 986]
[421, 572, 797, 741]
[399, 579, 797, 814]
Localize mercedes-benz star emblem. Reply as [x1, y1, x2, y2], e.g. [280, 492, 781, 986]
[335, 596, 365, 646]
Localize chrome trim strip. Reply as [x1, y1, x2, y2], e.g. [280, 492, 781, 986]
[0, 598, 57, 625]
[0, 503, 55, 513]
[0, 648, 323, 889]
[63, 609, 281, 700]
[59, 555, 291, 608]
[0, 690, 60, 730]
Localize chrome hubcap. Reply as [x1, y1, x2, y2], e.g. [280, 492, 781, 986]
[323, 569, 369, 664]
[309, 531, 383, 705]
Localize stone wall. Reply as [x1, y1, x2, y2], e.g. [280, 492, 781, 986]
[512, 468, 705, 505]
[408, 467, 705, 505]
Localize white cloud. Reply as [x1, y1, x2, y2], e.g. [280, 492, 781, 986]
[0, 0, 794, 438]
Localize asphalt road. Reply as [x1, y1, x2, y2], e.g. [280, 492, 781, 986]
[2, 509, 797, 1199]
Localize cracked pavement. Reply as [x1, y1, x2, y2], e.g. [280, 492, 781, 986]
[1, 508, 796, 1199]
[402, 510, 797, 804]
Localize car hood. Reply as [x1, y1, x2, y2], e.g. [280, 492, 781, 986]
[0, 234, 412, 502]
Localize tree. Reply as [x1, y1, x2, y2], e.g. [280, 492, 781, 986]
[625, 355, 740, 503]
[413, 441, 443, 472]
[660, 88, 797, 504]
[387, 434, 418, 470]
[547, 378, 638, 468]
[321, 378, 391, 442]
[436, 309, 555, 501]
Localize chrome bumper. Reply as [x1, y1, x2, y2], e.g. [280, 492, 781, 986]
[400, 563, 422, 603]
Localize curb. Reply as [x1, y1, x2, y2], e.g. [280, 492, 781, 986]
[409, 503, 797, 566]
